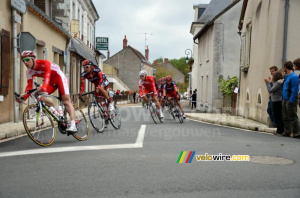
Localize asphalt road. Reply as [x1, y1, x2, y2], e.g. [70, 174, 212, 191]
[0, 105, 300, 198]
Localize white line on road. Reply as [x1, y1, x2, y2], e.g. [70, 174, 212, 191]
[0, 125, 147, 158]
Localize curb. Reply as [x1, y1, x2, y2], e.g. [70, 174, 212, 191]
[185, 114, 277, 134]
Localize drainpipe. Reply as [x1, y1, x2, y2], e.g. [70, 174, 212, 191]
[282, 0, 290, 65]
[236, 31, 242, 116]
[13, 10, 19, 122]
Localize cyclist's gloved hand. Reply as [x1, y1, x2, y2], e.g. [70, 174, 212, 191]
[78, 94, 82, 99]
[16, 96, 25, 103]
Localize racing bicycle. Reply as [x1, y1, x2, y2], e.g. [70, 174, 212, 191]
[15, 83, 89, 147]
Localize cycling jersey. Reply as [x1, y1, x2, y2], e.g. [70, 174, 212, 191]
[157, 83, 165, 98]
[139, 76, 157, 96]
[24, 60, 69, 99]
[163, 81, 179, 100]
[80, 67, 109, 95]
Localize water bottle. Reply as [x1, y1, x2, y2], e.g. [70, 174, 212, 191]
[49, 106, 59, 116]
[57, 106, 63, 117]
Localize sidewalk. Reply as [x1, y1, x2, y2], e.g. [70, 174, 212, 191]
[0, 102, 276, 142]
[182, 100, 276, 134]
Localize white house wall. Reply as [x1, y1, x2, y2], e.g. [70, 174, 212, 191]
[238, 0, 300, 123]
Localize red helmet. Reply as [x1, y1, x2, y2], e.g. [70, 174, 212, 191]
[161, 77, 166, 82]
[21, 50, 36, 58]
[158, 78, 162, 82]
[82, 59, 93, 66]
[166, 75, 172, 81]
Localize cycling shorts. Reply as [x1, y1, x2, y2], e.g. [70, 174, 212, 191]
[45, 72, 70, 96]
[167, 91, 180, 101]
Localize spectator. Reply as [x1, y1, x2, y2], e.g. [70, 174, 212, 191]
[121, 90, 125, 95]
[190, 90, 197, 110]
[116, 89, 120, 96]
[266, 66, 278, 128]
[281, 61, 299, 137]
[264, 71, 284, 134]
[133, 91, 137, 103]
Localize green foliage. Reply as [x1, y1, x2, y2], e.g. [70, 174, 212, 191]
[218, 76, 238, 97]
[176, 82, 188, 94]
[153, 57, 190, 83]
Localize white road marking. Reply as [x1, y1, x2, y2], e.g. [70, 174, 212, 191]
[135, 124, 146, 147]
[0, 125, 147, 158]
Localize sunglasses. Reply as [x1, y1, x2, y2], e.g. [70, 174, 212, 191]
[140, 75, 145, 78]
[83, 66, 90, 69]
[22, 58, 31, 63]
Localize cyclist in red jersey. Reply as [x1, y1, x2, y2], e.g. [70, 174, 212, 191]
[163, 75, 186, 119]
[79, 59, 114, 112]
[16, 50, 77, 132]
[139, 70, 164, 118]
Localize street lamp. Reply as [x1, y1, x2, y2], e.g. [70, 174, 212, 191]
[185, 49, 193, 63]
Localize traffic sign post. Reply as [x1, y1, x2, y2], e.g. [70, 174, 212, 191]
[96, 37, 109, 50]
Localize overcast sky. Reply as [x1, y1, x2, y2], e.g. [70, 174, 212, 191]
[93, 0, 211, 63]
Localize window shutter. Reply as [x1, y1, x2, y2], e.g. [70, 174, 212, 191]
[0, 29, 11, 95]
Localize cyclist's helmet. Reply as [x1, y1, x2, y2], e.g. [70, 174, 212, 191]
[21, 50, 36, 58]
[139, 70, 147, 76]
[161, 77, 166, 82]
[166, 75, 172, 81]
[82, 59, 93, 66]
[158, 78, 162, 82]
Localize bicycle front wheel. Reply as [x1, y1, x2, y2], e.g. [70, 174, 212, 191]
[149, 102, 159, 124]
[65, 105, 90, 140]
[109, 106, 121, 129]
[88, 102, 105, 133]
[175, 106, 184, 124]
[23, 104, 56, 147]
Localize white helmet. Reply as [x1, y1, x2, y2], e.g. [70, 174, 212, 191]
[139, 70, 147, 76]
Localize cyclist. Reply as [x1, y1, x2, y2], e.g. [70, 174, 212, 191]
[16, 50, 77, 132]
[79, 59, 113, 112]
[163, 75, 186, 119]
[139, 70, 164, 118]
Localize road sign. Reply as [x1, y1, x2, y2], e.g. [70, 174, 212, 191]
[13, 13, 21, 24]
[11, 0, 27, 14]
[96, 43, 108, 50]
[96, 37, 109, 44]
[96, 37, 109, 50]
[17, 32, 36, 53]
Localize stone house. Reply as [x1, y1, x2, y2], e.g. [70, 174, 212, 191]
[192, 0, 242, 113]
[105, 35, 153, 91]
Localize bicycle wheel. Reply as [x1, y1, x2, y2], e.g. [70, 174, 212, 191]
[65, 105, 90, 140]
[23, 104, 56, 147]
[88, 102, 105, 133]
[109, 105, 121, 129]
[149, 102, 159, 124]
[175, 105, 184, 124]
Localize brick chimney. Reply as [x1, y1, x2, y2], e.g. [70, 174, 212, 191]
[153, 60, 157, 66]
[145, 45, 149, 60]
[123, 35, 128, 49]
[107, 50, 110, 59]
[164, 58, 168, 65]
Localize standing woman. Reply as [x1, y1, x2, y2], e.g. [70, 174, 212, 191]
[264, 71, 284, 134]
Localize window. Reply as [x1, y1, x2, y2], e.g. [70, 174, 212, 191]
[0, 29, 10, 95]
[245, 24, 252, 67]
